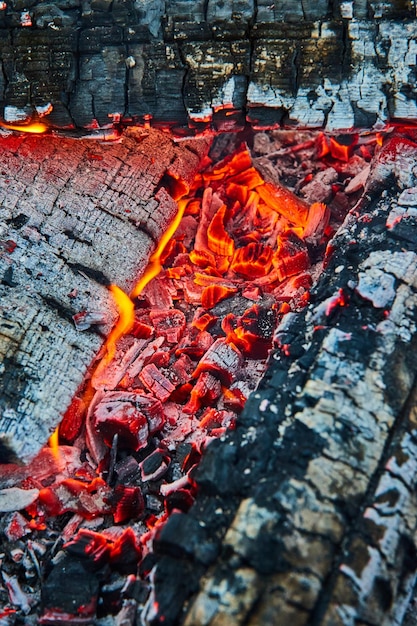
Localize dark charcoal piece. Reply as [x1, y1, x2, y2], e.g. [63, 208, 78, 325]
[41, 555, 100, 618]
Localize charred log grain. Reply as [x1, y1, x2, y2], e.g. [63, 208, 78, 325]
[0, 129, 209, 462]
[147, 144, 417, 625]
[0, 1, 415, 131]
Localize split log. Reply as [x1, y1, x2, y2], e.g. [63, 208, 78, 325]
[0, 1, 415, 131]
[0, 128, 210, 462]
[147, 140, 417, 625]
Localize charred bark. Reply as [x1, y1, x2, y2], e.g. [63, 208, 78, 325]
[0, 1, 415, 132]
[147, 141, 417, 625]
[0, 129, 210, 462]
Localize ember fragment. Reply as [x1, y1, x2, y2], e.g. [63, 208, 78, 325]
[112, 485, 144, 524]
[273, 231, 310, 281]
[139, 363, 176, 402]
[207, 204, 235, 257]
[3, 511, 31, 541]
[184, 372, 222, 415]
[149, 309, 186, 343]
[176, 327, 214, 359]
[192, 339, 243, 386]
[93, 391, 164, 450]
[191, 309, 218, 331]
[303, 202, 330, 245]
[140, 449, 171, 482]
[109, 528, 142, 573]
[72, 309, 108, 331]
[230, 242, 273, 278]
[201, 284, 238, 309]
[59, 394, 86, 443]
[38, 477, 112, 519]
[256, 181, 309, 224]
[94, 399, 150, 451]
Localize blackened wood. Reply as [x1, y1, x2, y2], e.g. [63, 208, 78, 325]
[0, 129, 209, 462]
[147, 141, 417, 625]
[0, 1, 415, 131]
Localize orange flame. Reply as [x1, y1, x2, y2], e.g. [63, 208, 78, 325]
[131, 196, 188, 299]
[104, 285, 135, 362]
[48, 426, 60, 461]
[0, 122, 48, 134]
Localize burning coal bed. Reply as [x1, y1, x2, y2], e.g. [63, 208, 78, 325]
[0, 129, 382, 624]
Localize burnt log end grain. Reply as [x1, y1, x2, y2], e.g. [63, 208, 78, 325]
[148, 145, 417, 625]
[0, 128, 210, 462]
[0, 1, 415, 131]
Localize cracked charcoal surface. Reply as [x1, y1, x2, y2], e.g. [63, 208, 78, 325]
[147, 145, 417, 625]
[0, 0, 416, 131]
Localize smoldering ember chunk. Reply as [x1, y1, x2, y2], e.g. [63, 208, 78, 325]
[38, 477, 112, 519]
[3, 511, 31, 541]
[64, 528, 142, 574]
[192, 339, 243, 386]
[95, 402, 149, 451]
[273, 231, 310, 281]
[176, 328, 214, 359]
[149, 309, 186, 343]
[111, 485, 144, 524]
[207, 204, 235, 257]
[140, 449, 171, 482]
[256, 181, 309, 224]
[124, 337, 165, 383]
[230, 242, 274, 278]
[191, 309, 218, 331]
[222, 304, 277, 359]
[303, 201, 331, 245]
[93, 391, 164, 450]
[139, 363, 176, 402]
[171, 354, 195, 385]
[201, 284, 238, 309]
[165, 489, 195, 514]
[184, 373, 222, 415]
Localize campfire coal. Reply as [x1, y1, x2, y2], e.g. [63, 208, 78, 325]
[2, 124, 417, 626]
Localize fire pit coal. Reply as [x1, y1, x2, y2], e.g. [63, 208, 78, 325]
[2, 126, 417, 626]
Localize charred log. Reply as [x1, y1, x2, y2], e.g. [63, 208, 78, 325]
[0, 1, 415, 131]
[146, 140, 417, 625]
[0, 129, 210, 462]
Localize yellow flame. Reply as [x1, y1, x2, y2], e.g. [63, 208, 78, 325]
[131, 197, 188, 299]
[0, 122, 48, 134]
[48, 427, 60, 461]
[105, 284, 135, 362]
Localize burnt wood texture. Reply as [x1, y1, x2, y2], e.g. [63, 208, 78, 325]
[0, 129, 210, 462]
[0, 0, 416, 131]
[146, 140, 417, 626]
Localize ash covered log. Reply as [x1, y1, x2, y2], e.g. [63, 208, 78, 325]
[0, 0, 416, 131]
[0, 128, 209, 462]
[146, 139, 417, 625]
